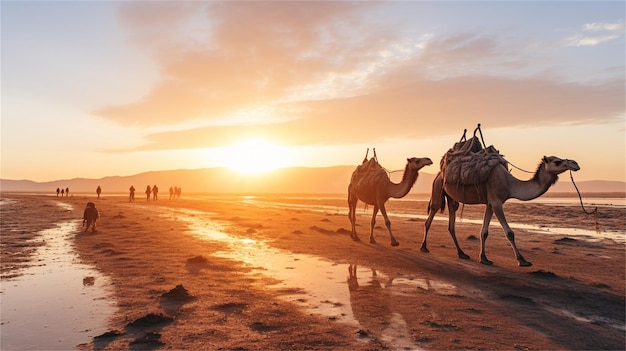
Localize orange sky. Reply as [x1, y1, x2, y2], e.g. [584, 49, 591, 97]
[2, 2, 624, 182]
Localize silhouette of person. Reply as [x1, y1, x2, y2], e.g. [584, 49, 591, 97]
[145, 185, 152, 201]
[61, 188, 65, 196]
[152, 185, 159, 201]
[66, 187, 70, 197]
[56, 188, 60, 197]
[129, 185, 136, 202]
[169, 186, 174, 200]
[96, 186, 102, 199]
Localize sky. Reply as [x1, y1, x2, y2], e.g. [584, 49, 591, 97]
[1, 1, 624, 182]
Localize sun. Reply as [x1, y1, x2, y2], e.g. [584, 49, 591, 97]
[216, 139, 293, 175]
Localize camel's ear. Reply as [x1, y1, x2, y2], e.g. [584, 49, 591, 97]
[543, 156, 549, 163]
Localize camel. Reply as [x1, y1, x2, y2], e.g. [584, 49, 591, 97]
[348, 152, 432, 246]
[420, 155, 580, 266]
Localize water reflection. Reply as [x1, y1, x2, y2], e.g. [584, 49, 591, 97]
[0, 220, 115, 350]
[347, 265, 415, 349]
[170, 210, 460, 350]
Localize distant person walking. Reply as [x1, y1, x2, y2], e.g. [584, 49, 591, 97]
[61, 188, 65, 197]
[96, 186, 102, 199]
[129, 185, 136, 202]
[169, 186, 174, 200]
[56, 188, 60, 197]
[66, 187, 70, 197]
[152, 185, 159, 201]
[145, 185, 152, 201]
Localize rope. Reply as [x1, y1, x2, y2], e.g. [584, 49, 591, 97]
[569, 169, 599, 232]
[506, 160, 534, 174]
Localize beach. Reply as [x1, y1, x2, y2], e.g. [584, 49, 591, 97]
[1, 193, 624, 350]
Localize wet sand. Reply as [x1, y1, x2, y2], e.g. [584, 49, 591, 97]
[1, 193, 624, 350]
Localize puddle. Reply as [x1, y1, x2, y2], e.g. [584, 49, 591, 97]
[170, 209, 461, 350]
[0, 216, 115, 350]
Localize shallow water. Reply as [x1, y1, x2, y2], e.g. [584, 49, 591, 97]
[153, 205, 623, 348]
[166, 208, 469, 350]
[226, 196, 626, 244]
[0, 213, 115, 350]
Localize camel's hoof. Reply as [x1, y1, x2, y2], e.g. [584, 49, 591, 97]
[458, 252, 470, 260]
[351, 235, 360, 242]
[480, 259, 493, 265]
[420, 246, 430, 253]
[390, 241, 399, 247]
[369, 239, 377, 245]
[519, 261, 533, 267]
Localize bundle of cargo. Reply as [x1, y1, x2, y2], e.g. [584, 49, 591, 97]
[440, 125, 507, 186]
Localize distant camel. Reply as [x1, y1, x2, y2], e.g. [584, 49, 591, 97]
[348, 150, 432, 246]
[421, 155, 580, 266]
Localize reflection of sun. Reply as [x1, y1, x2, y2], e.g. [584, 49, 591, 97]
[216, 139, 293, 174]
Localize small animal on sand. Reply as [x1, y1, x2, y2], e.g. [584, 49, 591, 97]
[83, 202, 100, 233]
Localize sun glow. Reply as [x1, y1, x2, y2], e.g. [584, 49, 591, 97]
[215, 139, 294, 175]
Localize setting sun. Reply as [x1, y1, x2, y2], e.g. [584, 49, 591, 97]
[215, 139, 294, 175]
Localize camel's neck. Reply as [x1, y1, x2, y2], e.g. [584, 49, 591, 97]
[388, 165, 419, 199]
[509, 164, 558, 201]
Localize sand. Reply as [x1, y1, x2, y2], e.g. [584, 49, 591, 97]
[1, 193, 624, 350]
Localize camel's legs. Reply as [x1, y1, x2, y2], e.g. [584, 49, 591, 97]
[446, 199, 470, 259]
[421, 175, 444, 253]
[376, 203, 399, 246]
[348, 193, 360, 241]
[422, 194, 469, 258]
[368, 205, 379, 244]
[479, 205, 494, 265]
[420, 201, 438, 252]
[491, 203, 532, 267]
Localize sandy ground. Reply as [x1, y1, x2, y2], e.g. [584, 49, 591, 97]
[1, 193, 624, 350]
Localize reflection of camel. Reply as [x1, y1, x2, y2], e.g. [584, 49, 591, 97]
[421, 156, 580, 266]
[348, 151, 432, 246]
[347, 265, 393, 338]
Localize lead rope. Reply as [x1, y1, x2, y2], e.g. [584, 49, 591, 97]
[569, 168, 599, 232]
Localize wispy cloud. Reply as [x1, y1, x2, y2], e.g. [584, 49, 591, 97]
[96, 2, 385, 127]
[564, 20, 624, 47]
[96, 3, 624, 153]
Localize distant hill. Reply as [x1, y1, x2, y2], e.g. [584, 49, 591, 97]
[1, 167, 623, 196]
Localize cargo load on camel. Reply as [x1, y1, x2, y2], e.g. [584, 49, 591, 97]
[440, 127, 507, 186]
[349, 152, 389, 196]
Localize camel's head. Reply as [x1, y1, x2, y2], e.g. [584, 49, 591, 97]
[407, 157, 434, 171]
[542, 156, 580, 174]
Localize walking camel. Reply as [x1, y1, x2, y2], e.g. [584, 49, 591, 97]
[420, 155, 580, 266]
[348, 150, 432, 246]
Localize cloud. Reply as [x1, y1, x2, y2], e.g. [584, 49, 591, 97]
[564, 20, 624, 47]
[97, 3, 624, 153]
[96, 1, 387, 126]
[111, 73, 623, 152]
[583, 21, 625, 32]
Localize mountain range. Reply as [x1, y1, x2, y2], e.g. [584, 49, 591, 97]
[1, 166, 624, 195]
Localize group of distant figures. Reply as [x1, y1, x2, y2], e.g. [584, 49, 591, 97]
[78, 184, 181, 234]
[55, 185, 182, 202]
[127, 185, 182, 202]
[55, 187, 70, 197]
